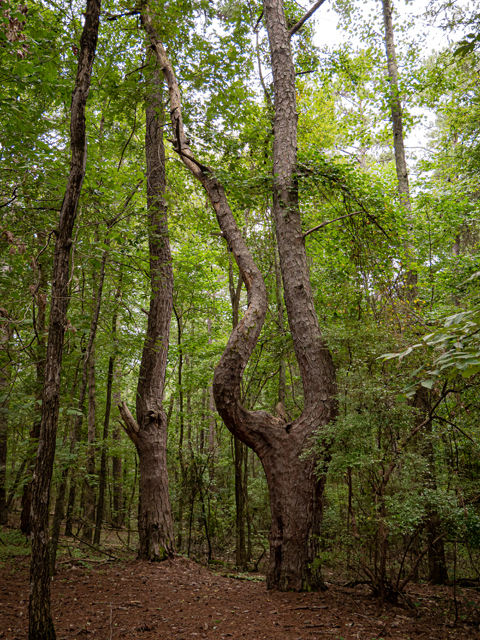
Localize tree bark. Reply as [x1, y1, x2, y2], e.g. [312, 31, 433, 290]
[142, 7, 337, 590]
[118, 64, 175, 561]
[28, 2, 100, 637]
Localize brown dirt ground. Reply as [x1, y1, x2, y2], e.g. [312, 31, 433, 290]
[1, 556, 480, 640]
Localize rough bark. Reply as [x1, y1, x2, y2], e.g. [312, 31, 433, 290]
[143, 6, 337, 590]
[28, 2, 100, 637]
[118, 66, 175, 561]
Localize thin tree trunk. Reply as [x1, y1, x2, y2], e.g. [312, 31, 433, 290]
[0, 309, 12, 525]
[20, 248, 47, 535]
[412, 387, 448, 584]
[94, 310, 117, 544]
[28, 2, 100, 637]
[112, 363, 123, 527]
[381, 0, 416, 297]
[273, 245, 286, 414]
[381, 0, 410, 209]
[229, 258, 246, 570]
[82, 345, 96, 543]
[142, 8, 337, 591]
[118, 64, 175, 561]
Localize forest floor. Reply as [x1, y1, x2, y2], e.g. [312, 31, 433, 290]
[2, 549, 480, 640]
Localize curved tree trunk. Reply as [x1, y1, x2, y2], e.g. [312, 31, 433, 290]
[142, 5, 337, 590]
[118, 65, 175, 561]
[28, 2, 100, 637]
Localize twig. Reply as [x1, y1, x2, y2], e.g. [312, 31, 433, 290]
[289, 0, 327, 37]
[303, 211, 361, 238]
[69, 531, 122, 560]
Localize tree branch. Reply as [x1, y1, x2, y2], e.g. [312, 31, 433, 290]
[118, 401, 140, 446]
[289, 0, 327, 38]
[303, 211, 361, 238]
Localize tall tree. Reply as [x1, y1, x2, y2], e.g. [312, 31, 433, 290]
[142, 0, 337, 590]
[118, 64, 175, 561]
[28, 1, 101, 637]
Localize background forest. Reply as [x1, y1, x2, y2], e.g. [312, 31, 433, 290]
[2, 0, 480, 607]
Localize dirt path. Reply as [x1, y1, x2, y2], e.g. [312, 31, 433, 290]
[1, 557, 479, 639]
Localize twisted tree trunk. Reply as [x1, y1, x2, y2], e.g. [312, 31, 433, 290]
[143, 3, 337, 590]
[28, 1, 100, 637]
[118, 66, 175, 561]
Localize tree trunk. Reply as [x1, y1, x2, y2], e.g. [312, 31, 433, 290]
[381, 0, 416, 298]
[28, 2, 100, 637]
[94, 312, 116, 544]
[0, 309, 12, 525]
[412, 387, 448, 584]
[51, 247, 107, 566]
[112, 367, 123, 527]
[142, 7, 337, 590]
[20, 246, 47, 535]
[381, 0, 410, 210]
[118, 64, 175, 561]
[82, 345, 96, 543]
[229, 260, 246, 570]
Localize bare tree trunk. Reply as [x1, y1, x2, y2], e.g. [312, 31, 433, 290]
[51, 248, 107, 566]
[112, 366, 123, 527]
[118, 65, 175, 561]
[381, 0, 410, 210]
[229, 259, 246, 570]
[82, 345, 96, 543]
[412, 387, 448, 584]
[0, 309, 12, 525]
[273, 245, 286, 413]
[20, 249, 47, 535]
[94, 308, 117, 544]
[381, 0, 416, 298]
[28, 2, 100, 637]
[142, 7, 337, 590]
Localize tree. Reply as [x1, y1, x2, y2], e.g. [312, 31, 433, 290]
[118, 62, 175, 561]
[28, 0, 100, 637]
[143, 0, 337, 590]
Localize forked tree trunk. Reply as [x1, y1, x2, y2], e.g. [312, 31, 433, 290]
[143, 5, 337, 590]
[28, 2, 100, 637]
[118, 66, 174, 561]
